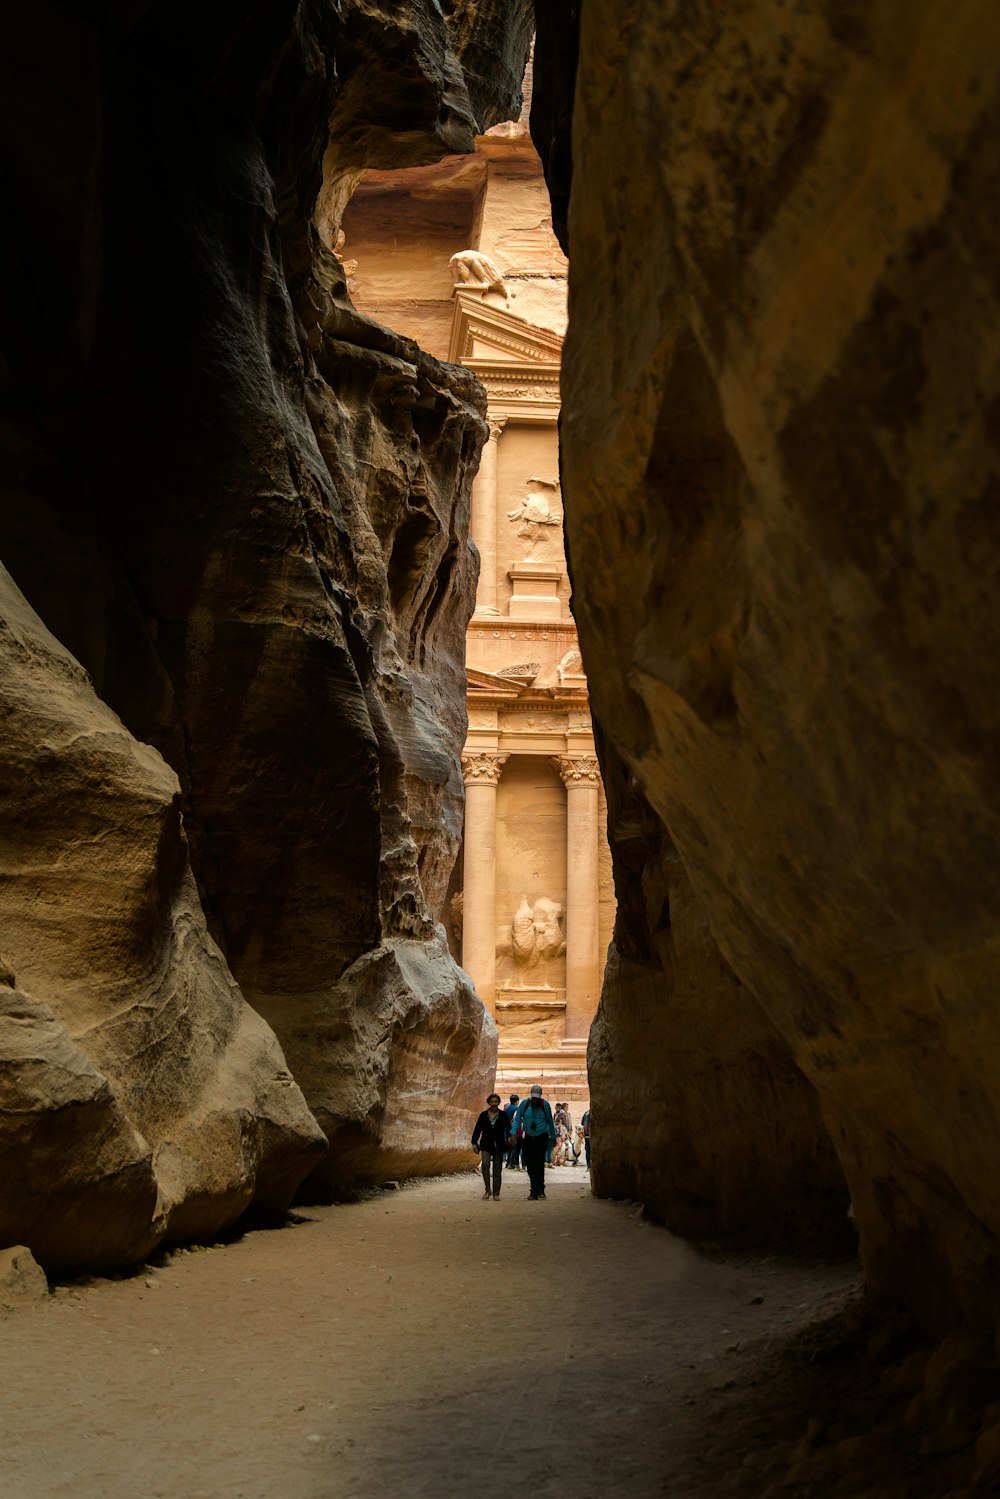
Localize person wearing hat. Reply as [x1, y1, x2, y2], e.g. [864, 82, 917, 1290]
[471, 1092, 511, 1200]
[507, 1085, 557, 1200]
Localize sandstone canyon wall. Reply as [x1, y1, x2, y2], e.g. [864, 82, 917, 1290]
[0, 0, 532, 1270]
[534, 1, 1000, 1331]
[592, 733, 848, 1245]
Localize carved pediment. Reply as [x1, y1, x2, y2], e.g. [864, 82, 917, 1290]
[448, 285, 564, 368]
[467, 667, 522, 696]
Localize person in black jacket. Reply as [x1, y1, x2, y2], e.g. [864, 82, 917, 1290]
[471, 1093, 511, 1200]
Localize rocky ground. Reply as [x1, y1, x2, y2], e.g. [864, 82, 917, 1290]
[0, 1169, 994, 1498]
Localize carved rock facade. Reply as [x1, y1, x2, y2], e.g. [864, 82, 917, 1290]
[343, 109, 613, 1102]
[0, 0, 532, 1267]
[534, 1, 1000, 1329]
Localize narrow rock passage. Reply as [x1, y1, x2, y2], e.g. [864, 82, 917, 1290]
[0, 1170, 858, 1499]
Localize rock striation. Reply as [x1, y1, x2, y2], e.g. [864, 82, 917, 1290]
[0, 564, 326, 1269]
[535, 1, 1000, 1330]
[0, 0, 531, 1267]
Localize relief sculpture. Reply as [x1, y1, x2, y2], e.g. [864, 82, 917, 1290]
[507, 478, 563, 561]
[450, 249, 507, 299]
[511, 894, 566, 968]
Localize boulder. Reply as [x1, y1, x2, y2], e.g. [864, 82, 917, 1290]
[0, 1247, 49, 1312]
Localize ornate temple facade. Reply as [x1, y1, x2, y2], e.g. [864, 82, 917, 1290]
[341, 100, 614, 1102]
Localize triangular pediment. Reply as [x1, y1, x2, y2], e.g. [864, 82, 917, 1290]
[467, 667, 523, 696]
[448, 286, 564, 368]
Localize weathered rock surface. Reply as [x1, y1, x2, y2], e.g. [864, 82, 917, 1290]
[0, 564, 325, 1269]
[539, 1, 1000, 1329]
[0, 1246, 48, 1312]
[270, 935, 496, 1192]
[592, 739, 848, 1244]
[0, 0, 530, 1264]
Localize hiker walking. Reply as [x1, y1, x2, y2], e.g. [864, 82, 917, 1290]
[503, 1093, 522, 1171]
[471, 1092, 511, 1200]
[508, 1085, 556, 1200]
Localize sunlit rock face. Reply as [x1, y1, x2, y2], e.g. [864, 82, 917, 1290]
[0, 565, 326, 1271]
[0, 0, 531, 1264]
[535, 1, 1000, 1328]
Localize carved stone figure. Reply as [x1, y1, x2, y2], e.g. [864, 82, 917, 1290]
[450, 249, 507, 297]
[507, 478, 561, 535]
[557, 648, 584, 683]
[332, 228, 358, 281]
[506, 478, 563, 563]
[511, 894, 566, 967]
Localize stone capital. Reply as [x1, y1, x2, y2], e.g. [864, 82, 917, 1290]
[462, 751, 509, 786]
[552, 754, 601, 788]
[487, 416, 508, 442]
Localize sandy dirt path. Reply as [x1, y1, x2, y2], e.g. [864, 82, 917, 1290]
[0, 1167, 859, 1499]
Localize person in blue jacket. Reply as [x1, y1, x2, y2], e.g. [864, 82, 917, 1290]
[508, 1084, 556, 1200]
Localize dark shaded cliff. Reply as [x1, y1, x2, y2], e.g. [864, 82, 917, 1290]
[0, 0, 532, 1268]
[533, 0, 1000, 1337]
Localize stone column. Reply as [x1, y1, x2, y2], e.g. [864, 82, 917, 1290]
[470, 418, 505, 614]
[553, 755, 602, 1040]
[461, 751, 508, 1014]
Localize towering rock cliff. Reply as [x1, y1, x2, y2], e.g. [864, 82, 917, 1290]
[534, 0, 1000, 1331]
[0, 0, 532, 1269]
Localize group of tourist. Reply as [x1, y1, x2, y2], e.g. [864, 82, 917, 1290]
[470, 1087, 591, 1201]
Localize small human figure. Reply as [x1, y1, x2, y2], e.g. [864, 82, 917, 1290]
[569, 1124, 584, 1165]
[548, 1100, 573, 1167]
[471, 1092, 511, 1200]
[580, 1107, 591, 1168]
[508, 1085, 557, 1200]
[503, 1093, 522, 1171]
[552, 1121, 572, 1167]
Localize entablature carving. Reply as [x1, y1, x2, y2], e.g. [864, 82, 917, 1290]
[474, 363, 561, 405]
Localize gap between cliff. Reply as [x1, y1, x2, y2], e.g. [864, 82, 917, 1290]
[0, 1171, 968, 1498]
